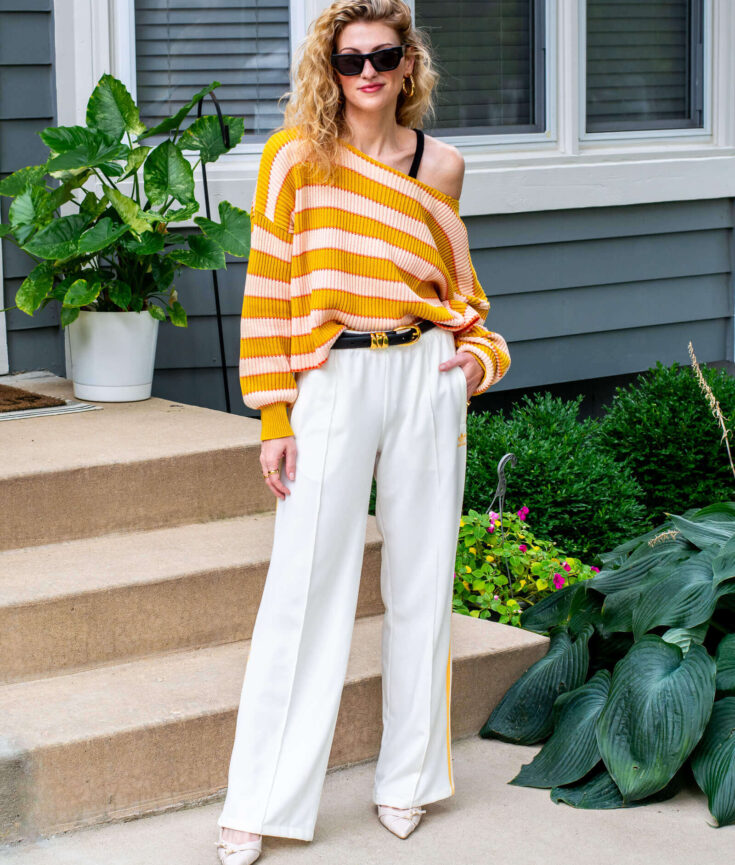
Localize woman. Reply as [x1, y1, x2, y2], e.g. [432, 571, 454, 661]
[215, 1, 510, 861]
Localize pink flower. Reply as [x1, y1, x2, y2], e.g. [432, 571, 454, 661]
[590, 566, 600, 573]
[553, 573, 566, 589]
[563, 562, 571, 572]
[487, 524, 495, 534]
[519, 544, 527, 553]
[517, 506, 529, 521]
[493, 595, 499, 600]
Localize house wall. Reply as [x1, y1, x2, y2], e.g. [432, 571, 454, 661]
[0, 2, 733, 418]
[0, 0, 63, 375]
[160, 197, 735, 419]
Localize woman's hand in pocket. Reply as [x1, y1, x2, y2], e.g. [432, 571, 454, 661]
[261, 436, 298, 500]
[439, 352, 484, 400]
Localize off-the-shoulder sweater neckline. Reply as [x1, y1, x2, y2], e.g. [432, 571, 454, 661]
[336, 136, 460, 209]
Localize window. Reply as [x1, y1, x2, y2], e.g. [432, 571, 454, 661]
[585, 0, 704, 133]
[414, 0, 546, 135]
[134, 0, 291, 136]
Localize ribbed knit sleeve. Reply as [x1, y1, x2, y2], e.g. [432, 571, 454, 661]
[453, 258, 511, 396]
[239, 132, 298, 441]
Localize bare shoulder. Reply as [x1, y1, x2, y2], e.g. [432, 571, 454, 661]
[420, 134, 465, 200]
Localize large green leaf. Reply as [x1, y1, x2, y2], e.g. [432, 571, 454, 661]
[15, 261, 55, 314]
[104, 188, 154, 235]
[44, 127, 128, 173]
[595, 635, 716, 802]
[177, 114, 245, 163]
[519, 582, 583, 634]
[550, 765, 684, 809]
[107, 280, 132, 310]
[136, 82, 221, 140]
[631, 549, 732, 639]
[152, 201, 200, 223]
[597, 564, 673, 636]
[8, 185, 52, 242]
[712, 534, 735, 587]
[120, 232, 164, 256]
[40, 125, 99, 153]
[480, 625, 593, 744]
[670, 514, 735, 552]
[23, 213, 88, 260]
[510, 669, 611, 788]
[0, 164, 47, 197]
[63, 278, 102, 308]
[86, 74, 146, 140]
[144, 140, 195, 207]
[691, 696, 735, 826]
[588, 545, 692, 595]
[194, 200, 251, 256]
[121, 145, 151, 180]
[662, 623, 709, 654]
[77, 218, 130, 255]
[168, 234, 225, 270]
[715, 634, 735, 693]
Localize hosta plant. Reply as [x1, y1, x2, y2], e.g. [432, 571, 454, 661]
[454, 506, 599, 627]
[0, 75, 250, 327]
[480, 501, 735, 826]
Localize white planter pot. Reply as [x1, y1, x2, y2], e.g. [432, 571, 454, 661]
[68, 309, 160, 402]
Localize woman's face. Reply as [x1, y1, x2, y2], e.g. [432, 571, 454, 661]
[332, 20, 414, 115]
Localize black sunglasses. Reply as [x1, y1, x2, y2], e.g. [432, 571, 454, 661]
[330, 43, 409, 76]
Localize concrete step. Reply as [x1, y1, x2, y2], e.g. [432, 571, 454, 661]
[0, 613, 548, 844]
[0, 736, 718, 865]
[0, 377, 272, 551]
[0, 514, 385, 684]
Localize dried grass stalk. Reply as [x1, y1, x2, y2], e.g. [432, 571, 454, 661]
[688, 341, 735, 482]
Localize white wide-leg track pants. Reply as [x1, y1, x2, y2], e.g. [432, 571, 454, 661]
[217, 323, 468, 841]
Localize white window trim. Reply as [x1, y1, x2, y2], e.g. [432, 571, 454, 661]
[53, 0, 735, 219]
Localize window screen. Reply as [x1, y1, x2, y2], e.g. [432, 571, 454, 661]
[134, 0, 291, 136]
[586, 0, 704, 132]
[414, 0, 545, 135]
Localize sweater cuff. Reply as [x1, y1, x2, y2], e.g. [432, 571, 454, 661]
[259, 402, 295, 440]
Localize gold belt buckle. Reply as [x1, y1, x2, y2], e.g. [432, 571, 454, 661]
[369, 331, 389, 349]
[393, 324, 422, 346]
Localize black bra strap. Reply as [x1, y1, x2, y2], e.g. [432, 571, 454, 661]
[407, 128, 424, 178]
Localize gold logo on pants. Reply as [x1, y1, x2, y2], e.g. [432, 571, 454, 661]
[457, 432, 466, 447]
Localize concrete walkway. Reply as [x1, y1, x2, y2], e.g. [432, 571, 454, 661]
[1, 735, 730, 865]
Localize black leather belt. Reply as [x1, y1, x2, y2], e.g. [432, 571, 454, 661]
[332, 320, 435, 350]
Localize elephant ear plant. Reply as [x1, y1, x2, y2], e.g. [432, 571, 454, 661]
[0, 75, 251, 326]
[481, 501, 735, 826]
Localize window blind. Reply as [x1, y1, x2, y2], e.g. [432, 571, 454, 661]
[134, 0, 291, 136]
[414, 0, 544, 135]
[586, 0, 703, 132]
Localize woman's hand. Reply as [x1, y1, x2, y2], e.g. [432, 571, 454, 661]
[439, 352, 484, 400]
[261, 436, 298, 501]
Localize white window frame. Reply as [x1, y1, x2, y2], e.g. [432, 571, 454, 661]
[53, 0, 735, 219]
[579, 0, 711, 143]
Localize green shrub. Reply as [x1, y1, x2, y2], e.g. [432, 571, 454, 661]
[596, 361, 735, 523]
[464, 392, 650, 562]
[480, 501, 735, 825]
[453, 507, 599, 626]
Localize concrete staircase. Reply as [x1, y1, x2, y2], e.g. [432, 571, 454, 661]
[0, 373, 549, 846]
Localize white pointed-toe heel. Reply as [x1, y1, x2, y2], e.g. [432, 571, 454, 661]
[214, 827, 262, 865]
[377, 804, 427, 839]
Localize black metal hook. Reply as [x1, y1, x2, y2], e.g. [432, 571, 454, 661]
[196, 91, 231, 413]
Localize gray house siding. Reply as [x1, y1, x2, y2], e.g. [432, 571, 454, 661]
[161, 197, 735, 419]
[0, 1, 63, 375]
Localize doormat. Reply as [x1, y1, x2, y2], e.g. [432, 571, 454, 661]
[0, 384, 102, 421]
[0, 383, 67, 412]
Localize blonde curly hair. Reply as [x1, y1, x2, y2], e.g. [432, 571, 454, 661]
[275, 0, 438, 184]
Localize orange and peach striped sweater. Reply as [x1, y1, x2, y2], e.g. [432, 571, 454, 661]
[240, 126, 511, 440]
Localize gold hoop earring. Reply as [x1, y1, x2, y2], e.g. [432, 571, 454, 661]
[402, 73, 415, 97]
